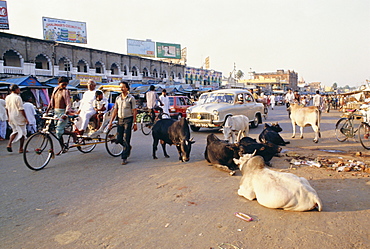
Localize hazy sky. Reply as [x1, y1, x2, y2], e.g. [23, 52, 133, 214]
[3, 0, 369, 87]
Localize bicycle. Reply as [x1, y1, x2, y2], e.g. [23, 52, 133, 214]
[137, 107, 170, 136]
[23, 113, 125, 170]
[335, 109, 370, 149]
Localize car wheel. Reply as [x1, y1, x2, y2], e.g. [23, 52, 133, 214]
[250, 115, 259, 128]
[190, 125, 200, 132]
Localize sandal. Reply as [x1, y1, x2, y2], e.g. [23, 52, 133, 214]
[6, 147, 12, 152]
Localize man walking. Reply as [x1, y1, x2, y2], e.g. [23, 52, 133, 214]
[5, 84, 28, 153]
[313, 90, 323, 110]
[159, 89, 170, 118]
[108, 81, 137, 165]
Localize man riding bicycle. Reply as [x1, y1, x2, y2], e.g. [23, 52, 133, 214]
[146, 85, 163, 123]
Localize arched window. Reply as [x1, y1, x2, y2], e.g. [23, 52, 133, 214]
[95, 61, 104, 74]
[142, 67, 149, 77]
[131, 66, 138, 76]
[162, 70, 167, 78]
[3, 50, 21, 67]
[58, 57, 71, 71]
[111, 63, 119, 75]
[77, 59, 88, 73]
[123, 65, 128, 76]
[35, 54, 50, 69]
[152, 69, 158, 78]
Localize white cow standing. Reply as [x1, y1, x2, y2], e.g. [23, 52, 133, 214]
[222, 115, 250, 144]
[233, 154, 322, 211]
[289, 104, 321, 143]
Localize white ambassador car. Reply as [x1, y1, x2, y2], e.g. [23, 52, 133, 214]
[186, 89, 265, 131]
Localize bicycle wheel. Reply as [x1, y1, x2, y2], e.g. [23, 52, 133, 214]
[105, 124, 124, 157]
[141, 113, 152, 135]
[358, 122, 370, 149]
[335, 118, 350, 142]
[76, 138, 97, 153]
[23, 132, 53, 170]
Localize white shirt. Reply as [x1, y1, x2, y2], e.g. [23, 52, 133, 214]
[79, 90, 96, 112]
[23, 102, 37, 125]
[146, 91, 158, 109]
[5, 93, 27, 126]
[93, 98, 109, 113]
[285, 92, 295, 103]
[159, 95, 170, 114]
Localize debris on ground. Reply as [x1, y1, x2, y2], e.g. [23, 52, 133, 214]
[285, 151, 370, 174]
[234, 212, 253, 222]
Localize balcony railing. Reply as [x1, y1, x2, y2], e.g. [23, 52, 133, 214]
[4, 66, 23, 75]
[35, 69, 52, 76]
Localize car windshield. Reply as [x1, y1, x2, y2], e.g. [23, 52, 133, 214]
[204, 93, 235, 104]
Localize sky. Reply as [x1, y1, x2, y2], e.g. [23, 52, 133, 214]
[2, 0, 369, 87]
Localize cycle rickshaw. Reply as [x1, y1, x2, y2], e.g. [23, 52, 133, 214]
[23, 85, 126, 170]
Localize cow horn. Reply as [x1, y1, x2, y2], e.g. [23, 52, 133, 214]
[189, 137, 194, 142]
[252, 149, 257, 156]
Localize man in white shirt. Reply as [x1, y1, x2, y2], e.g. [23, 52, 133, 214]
[22, 96, 37, 135]
[146, 85, 162, 122]
[5, 84, 28, 153]
[159, 89, 170, 118]
[75, 79, 96, 135]
[284, 89, 295, 108]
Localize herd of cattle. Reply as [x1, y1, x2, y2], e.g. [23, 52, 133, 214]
[151, 104, 322, 212]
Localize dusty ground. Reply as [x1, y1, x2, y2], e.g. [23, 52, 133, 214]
[0, 106, 369, 249]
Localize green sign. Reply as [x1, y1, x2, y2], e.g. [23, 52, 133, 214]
[156, 42, 181, 59]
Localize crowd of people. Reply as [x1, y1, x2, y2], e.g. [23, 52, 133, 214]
[0, 78, 350, 164]
[252, 88, 343, 113]
[0, 77, 170, 165]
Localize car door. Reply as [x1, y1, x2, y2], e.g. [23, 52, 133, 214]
[244, 92, 256, 120]
[233, 93, 247, 116]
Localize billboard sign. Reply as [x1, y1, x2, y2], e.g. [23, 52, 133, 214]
[156, 42, 181, 59]
[127, 39, 155, 58]
[43, 17, 87, 44]
[0, 1, 9, 30]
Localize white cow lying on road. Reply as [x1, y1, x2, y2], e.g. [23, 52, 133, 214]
[289, 104, 321, 143]
[222, 115, 250, 144]
[233, 154, 323, 211]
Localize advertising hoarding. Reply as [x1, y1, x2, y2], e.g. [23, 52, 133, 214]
[0, 1, 9, 30]
[156, 42, 181, 59]
[127, 39, 155, 58]
[43, 17, 87, 44]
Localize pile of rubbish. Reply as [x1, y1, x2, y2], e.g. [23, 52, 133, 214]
[285, 151, 370, 173]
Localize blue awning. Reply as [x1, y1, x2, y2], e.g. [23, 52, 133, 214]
[1, 76, 45, 88]
[46, 83, 77, 90]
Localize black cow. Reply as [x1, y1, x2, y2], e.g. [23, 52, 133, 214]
[152, 118, 195, 162]
[259, 123, 290, 146]
[239, 137, 281, 164]
[204, 134, 240, 171]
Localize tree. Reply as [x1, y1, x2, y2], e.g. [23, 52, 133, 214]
[332, 82, 338, 90]
[236, 70, 244, 80]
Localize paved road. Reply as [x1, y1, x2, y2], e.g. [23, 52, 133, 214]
[0, 105, 369, 248]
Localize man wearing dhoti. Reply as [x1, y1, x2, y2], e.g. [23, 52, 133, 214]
[5, 84, 28, 153]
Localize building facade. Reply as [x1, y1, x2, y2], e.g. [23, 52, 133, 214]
[185, 67, 222, 89]
[239, 69, 298, 91]
[0, 32, 186, 85]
